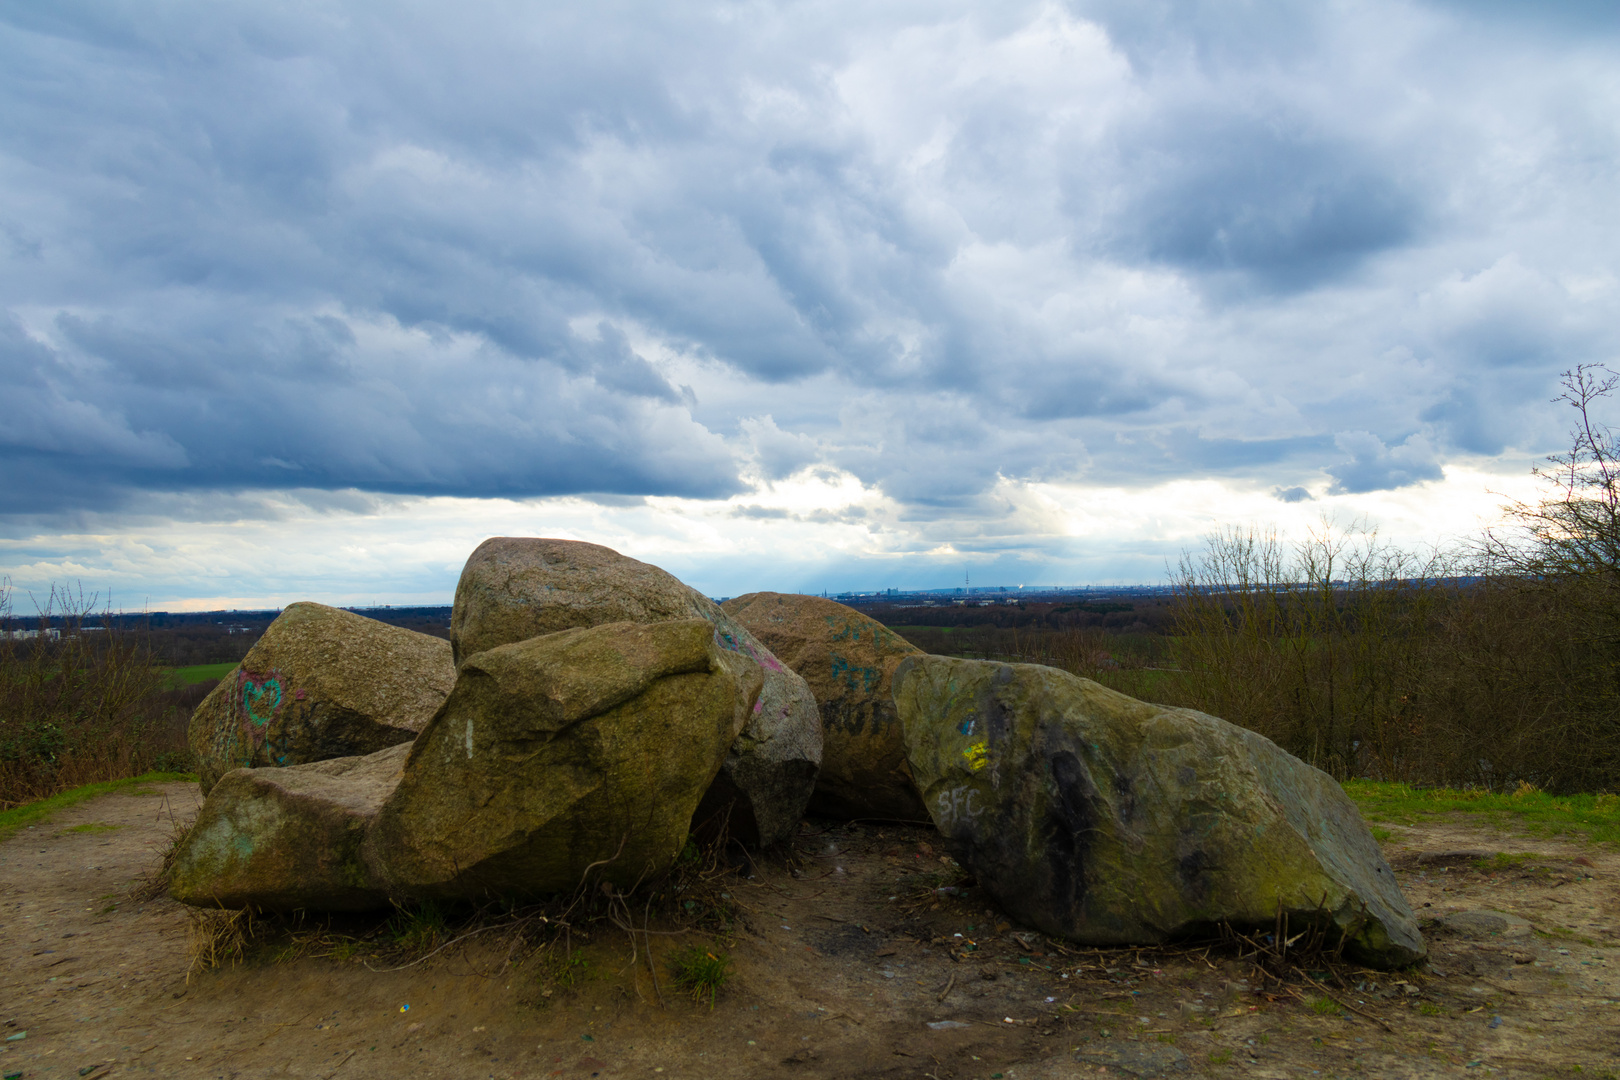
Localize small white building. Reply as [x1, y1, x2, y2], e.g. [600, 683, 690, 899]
[0, 629, 62, 641]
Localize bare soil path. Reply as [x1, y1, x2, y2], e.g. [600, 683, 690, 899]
[2, 784, 1617, 1080]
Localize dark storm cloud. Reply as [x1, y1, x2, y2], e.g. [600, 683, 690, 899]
[0, 0, 1616, 524]
[1105, 114, 1425, 290]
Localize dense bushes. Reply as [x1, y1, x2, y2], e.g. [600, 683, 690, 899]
[1166, 525, 1620, 792]
[0, 583, 194, 809]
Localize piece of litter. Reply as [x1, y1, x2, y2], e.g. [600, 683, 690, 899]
[3, 1033, 24, 1042]
[399, 1005, 409, 1013]
[927, 1021, 970, 1030]
[1045, 996, 1056, 1003]
[781, 925, 792, 930]
[1488, 1015, 1502, 1029]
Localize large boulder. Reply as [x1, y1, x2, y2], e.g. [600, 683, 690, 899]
[189, 602, 455, 793]
[449, 537, 820, 846]
[721, 592, 927, 821]
[169, 743, 406, 910]
[894, 656, 1426, 968]
[365, 620, 744, 897]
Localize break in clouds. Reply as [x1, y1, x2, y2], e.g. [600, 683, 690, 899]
[2, 0, 1618, 587]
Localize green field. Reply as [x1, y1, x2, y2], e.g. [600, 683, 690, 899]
[1343, 779, 1620, 845]
[161, 661, 237, 689]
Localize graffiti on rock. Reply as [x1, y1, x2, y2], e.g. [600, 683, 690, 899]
[829, 654, 879, 694]
[210, 668, 300, 770]
[241, 676, 283, 726]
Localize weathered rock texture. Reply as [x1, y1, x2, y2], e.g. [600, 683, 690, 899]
[721, 592, 926, 821]
[366, 620, 740, 897]
[169, 743, 406, 910]
[189, 602, 455, 793]
[894, 655, 1426, 968]
[450, 537, 820, 846]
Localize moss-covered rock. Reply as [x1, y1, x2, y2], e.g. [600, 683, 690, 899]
[169, 743, 405, 910]
[450, 537, 820, 846]
[894, 655, 1426, 968]
[189, 602, 454, 793]
[722, 592, 926, 821]
[365, 620, 740, 897]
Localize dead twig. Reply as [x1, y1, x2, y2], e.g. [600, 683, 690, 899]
[361, 924, 504, 973]
[321, 1048, 357, 1079]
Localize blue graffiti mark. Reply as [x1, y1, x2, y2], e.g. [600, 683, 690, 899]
[829, 655, 879, 693]
[241, 677, 282, 727]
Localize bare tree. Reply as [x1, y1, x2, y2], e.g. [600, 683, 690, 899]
[1490, 364, 1620, 583]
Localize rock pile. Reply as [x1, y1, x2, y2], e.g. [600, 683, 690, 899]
[452, 538, 820, 848]
[171, 538, 1425, 968]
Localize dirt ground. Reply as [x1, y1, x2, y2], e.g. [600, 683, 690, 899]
[1, 783, 1617, 1080]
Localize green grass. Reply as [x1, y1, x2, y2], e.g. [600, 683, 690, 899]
[666, 943, 732, 1008]
[1342, 780, 1620, 845]
[62, 821, 124, 834]
[545, 950, 592, 990]
[0, 771, 197, 842]
[389, 901, 448, 952]
[161, 661, 237, 689]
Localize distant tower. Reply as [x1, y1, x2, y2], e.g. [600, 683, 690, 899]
[965, 567, 970, 593]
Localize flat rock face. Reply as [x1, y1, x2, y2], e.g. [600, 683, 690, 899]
[1073, 1042, 1190, 1077]
[722, 592, 926, 821]
[1434, 910, 1533, 940]
[450, 537, 820, 846]
[189, 602, 454, 793]
[894, 655, 1426, 969]
[366, 621, 740, 897]
[169, 743, 407, 910]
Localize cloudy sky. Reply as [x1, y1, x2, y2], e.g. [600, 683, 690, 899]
[2, 1, 1616, 609]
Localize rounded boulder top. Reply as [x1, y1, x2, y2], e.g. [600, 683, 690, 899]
[451, 537, 706, 664]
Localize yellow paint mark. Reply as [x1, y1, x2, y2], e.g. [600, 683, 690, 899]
[963, 742, 990, 771]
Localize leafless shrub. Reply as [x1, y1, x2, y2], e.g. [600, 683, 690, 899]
[0, 580, 189, 808]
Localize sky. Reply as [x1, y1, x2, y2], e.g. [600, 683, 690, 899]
[2, 0, 1617, 609]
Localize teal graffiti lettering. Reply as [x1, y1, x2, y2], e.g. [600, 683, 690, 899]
[829, 655, 879, 693]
